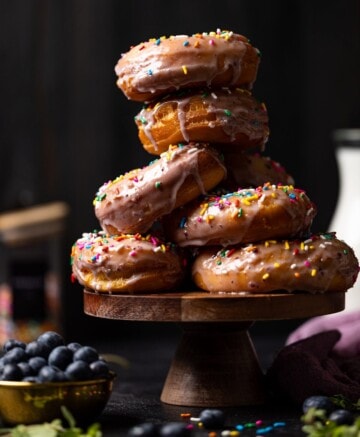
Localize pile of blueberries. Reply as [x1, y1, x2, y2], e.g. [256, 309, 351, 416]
[0, 331, 111, 382]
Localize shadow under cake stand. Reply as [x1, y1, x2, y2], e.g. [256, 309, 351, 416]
[83, 289, 344, 407]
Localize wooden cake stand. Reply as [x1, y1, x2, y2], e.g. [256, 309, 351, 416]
[84, 289, 345, 407]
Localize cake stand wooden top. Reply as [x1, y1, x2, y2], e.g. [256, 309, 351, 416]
[83, 289, 345, 323]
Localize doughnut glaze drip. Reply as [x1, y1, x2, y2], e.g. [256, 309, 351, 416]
[164, 183, 317, 247]
[115, 30, 260, 102]
[135, 88, 269, 154]
[192, 233, 360, 293]
[94, 144, 226, 235]
[71, 231, 186, 293]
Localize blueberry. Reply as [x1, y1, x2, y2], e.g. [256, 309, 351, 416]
[58, 371, 69, 382]
[302, 395, 335, 414]
[17, 362, 34, 378]
[23, 376, 40, 383]
[26, 340, 50, 358]
[3, 339, 26, 352]
[90, 360, 110, 378]
[38, 365, 60, 382]
[199, 409, 225, 429]
[73, 346, 99, 364]
[127, 423, 159, 436]
[1, 363, 23, 381]
[38, 365, 68, 382]
[159, 422, 191, 436]
[48, 346, 73, 370]
[3, 346, 28, 364]
[28, 356, 47, 374]
[328, 409, 354, 425]
[66, 360, 93, 381]
[67, 342, 82, 353]
[37, 331, 64, 350]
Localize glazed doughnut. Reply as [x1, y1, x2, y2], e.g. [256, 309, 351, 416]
[71, 231, 186, 293]
[94, 143, 226, 235]
[221, 151, 295, 189]
[163, 183, 317, 247]
[115, 30, 261, 102]
[135, 88, 269, 155]
[192, 232, 360, 294]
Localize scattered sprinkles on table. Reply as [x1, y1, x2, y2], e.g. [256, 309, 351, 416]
[179, 409, 287, 435]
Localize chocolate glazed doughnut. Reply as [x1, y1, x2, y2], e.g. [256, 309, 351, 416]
[192, 233, 360, 294]
[220, 151, 295, 189]
[71, 231, 186, 293]
[135, 88, 269, 155]
[115, 30, 261, 102]
[164, 183, 317, 247]
[94, 144, 226, 235]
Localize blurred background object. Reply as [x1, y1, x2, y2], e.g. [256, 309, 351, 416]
[0, 201, 69, 343]
[328, 129, 360, 311]
[0, 0, 359, 341]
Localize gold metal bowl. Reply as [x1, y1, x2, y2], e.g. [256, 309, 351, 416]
[0, 372, 116, 425]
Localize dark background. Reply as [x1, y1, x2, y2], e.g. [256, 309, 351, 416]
[0, 0, 359, 340]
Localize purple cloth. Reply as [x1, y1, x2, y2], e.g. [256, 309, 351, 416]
[266, 330, 360, 405]
[286, 310, 360, 357]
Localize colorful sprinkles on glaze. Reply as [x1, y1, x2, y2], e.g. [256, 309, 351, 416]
[125, 30, 249, 65]
[142, 30, 242, 47]
[208, 232, 357, 285]
[71, 230, 177, 269]
[93, 144, 185, 207]
[178, 183, 311, 228]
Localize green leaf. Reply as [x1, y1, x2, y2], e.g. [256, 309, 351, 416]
[0, 408, 102, 437]
[58, 430, 81, 437]
[60, 407, 76, 429]
[11, 423, 59, 437]
[84, 423, 102, 437]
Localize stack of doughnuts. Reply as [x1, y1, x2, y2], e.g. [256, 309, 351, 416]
[71, 30, 359, 296]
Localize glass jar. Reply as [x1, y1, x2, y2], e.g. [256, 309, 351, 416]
[328, 128, 360, 311]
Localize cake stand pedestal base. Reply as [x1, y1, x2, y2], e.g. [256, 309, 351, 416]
[160, 322, 264, 406]
[84, 290, 345, 407]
